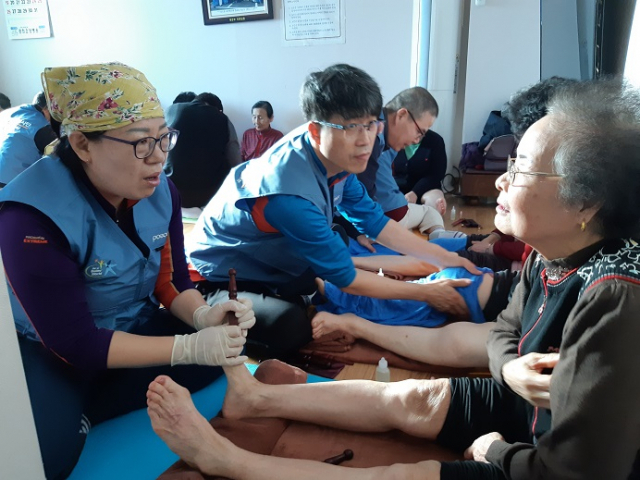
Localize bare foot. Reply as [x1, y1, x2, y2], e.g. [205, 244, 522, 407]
[221, 364, 264, 420]
[311, 312, 360, 340]
[147, 375, 236, 476]
[435, 197, 447, 216]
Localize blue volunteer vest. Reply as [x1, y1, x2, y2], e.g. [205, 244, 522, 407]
[0, 104, 50, 185]
[375, 146, 407, 212]
[187, 127, 346, 287]
[0, 156, 172, 341]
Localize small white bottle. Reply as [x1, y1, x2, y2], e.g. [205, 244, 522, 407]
[377, 268, 384, 277]
[375, 357, 391, 382]
[450, 206, 457, 221]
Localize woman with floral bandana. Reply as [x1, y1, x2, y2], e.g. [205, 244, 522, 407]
[0, 62, 255, 479]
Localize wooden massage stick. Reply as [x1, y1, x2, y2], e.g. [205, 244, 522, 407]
[323, 449, 354, 465]
[226, 268, 238, 326]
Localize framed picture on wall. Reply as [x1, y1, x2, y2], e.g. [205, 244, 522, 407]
[201, 0, 274, 26]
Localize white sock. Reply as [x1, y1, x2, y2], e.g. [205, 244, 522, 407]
[429, 229, 467, 240]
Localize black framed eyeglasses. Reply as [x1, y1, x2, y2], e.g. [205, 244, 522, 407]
[406, 110, 426, 142]
[506, 157, 565, 185]
[101, 129, 180, 159]
[314, 119, 383, 138]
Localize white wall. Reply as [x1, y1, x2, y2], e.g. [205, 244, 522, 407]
[0, 0, 416, 135]
[461, 0, 540, 148]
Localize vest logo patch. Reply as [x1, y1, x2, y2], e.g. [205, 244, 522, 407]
[152, 232, 168, 242]
[17, 120, 32, 130]
[85, 259, 117, 278]
[23, 235, 48, 244]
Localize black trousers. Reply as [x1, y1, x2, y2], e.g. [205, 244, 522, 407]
[19, 310, 223, 480]
[198, 276, 314, 360]
[437, 377, 533, 479]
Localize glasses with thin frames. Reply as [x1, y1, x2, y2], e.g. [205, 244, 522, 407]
[101, 129, 180, 159]
[506, 157, 565, 185]
[314, 120, 383, 138]
[407, 110, 426, 142]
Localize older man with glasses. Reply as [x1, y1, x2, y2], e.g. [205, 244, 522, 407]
[186, 64, 479, 360]
[337, 87, 456, 249]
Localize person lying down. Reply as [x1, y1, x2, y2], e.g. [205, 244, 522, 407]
[315, 265, 512, 328]
[308, 258, 518, 368]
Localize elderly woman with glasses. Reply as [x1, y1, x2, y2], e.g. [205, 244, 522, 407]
[148, 78, 640, 479]
[0, 63, 256, 479]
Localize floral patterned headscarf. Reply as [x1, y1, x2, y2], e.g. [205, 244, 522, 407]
[41, 62, 164, 137]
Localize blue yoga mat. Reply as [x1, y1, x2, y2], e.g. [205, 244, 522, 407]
[69, 364, 331, 480]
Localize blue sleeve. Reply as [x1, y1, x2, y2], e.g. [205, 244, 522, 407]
[337, 174, 389, 239]
[262, 194, 357, 288]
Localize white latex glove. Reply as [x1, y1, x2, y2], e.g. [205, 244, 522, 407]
[192, 298, 256, 336]
[171, 325, 247, 367]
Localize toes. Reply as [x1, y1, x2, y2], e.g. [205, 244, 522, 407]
[148, 379, 169, 399]
[147, 390, 164, 406]
[161, 376, 181, 394]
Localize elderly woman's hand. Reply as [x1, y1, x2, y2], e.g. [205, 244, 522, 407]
[420, 278, 472, 318]
[502, 352, 559, 409]
[464, 432, 505, 463]
[468, 239, 494, 254]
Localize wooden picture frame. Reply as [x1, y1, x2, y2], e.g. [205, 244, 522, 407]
[201, 0, 274, 26]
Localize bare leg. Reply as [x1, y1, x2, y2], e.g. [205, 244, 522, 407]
[421, 189, 447, 216]
[222, 364, 450, 439]
[149, 375, 442, 479]
[312, 312, 493, 368]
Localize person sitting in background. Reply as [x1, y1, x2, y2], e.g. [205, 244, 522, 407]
[241, 100, 284, 161]
[172, 91, 196, 104]
[0, 91, 57, 187]
[393, 128, 448, 215]
[336, 87, 458, 252]
[164, 92, 234, 213]
[166, 91, 241, 173]
[0, 92, 10, 112]
[150, 77, 640, 480]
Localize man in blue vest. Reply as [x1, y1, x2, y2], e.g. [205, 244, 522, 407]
[0, 91, 57, 187]
[187, 64, 478, 358]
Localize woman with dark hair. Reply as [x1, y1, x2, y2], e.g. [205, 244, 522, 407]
[148, 78, 640, 479]
[0, 62, 255, 479]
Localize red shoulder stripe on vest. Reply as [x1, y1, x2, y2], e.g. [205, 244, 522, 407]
[251, 196, 279, 233]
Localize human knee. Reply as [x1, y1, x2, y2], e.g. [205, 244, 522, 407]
[395, 379, 450, 425]
[421, 189, 444, 205]
[418, 205, 444, 233]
